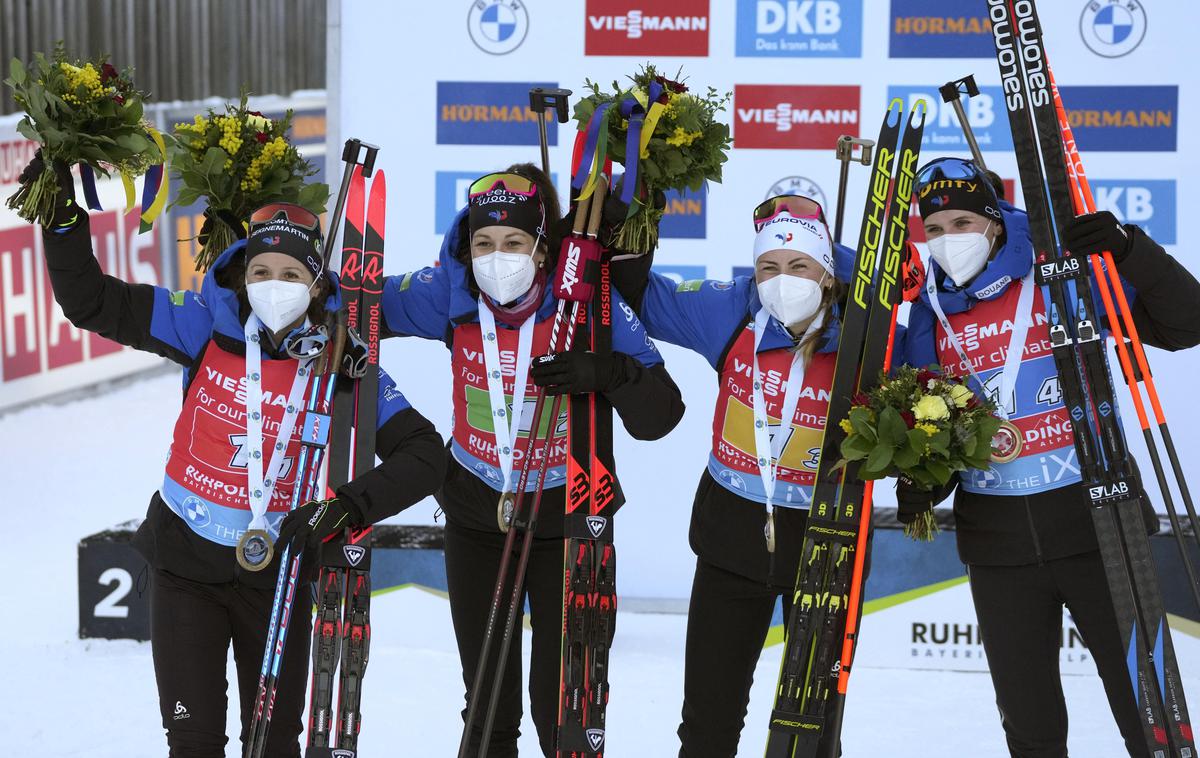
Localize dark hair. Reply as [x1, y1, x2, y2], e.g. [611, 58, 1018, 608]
[454, 162, 562, 292]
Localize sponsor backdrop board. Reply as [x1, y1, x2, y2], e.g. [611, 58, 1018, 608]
[334, 0, 1196, 625]
[0, 96, 328, 412]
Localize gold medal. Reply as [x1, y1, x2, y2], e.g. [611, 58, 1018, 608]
[236, 529, 275, 572]
[990, 419, 1024, 464]
[496, 491, 516, 533]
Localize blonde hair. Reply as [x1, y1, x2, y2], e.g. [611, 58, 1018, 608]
[795, 279, 846, 365]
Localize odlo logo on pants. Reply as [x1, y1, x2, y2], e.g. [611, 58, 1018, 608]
[173, 701, 191, 720]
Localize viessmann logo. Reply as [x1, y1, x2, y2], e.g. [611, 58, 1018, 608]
[585, 0, 710, 56]
[436, 81, 559, 146]
[733, 85, 860, 149]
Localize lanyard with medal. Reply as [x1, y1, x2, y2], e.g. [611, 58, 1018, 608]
[478, 301, 536, 531]
[925, 269, 1035, 464]
[235, 313, 317, 571]
[751, 307, 823, 553]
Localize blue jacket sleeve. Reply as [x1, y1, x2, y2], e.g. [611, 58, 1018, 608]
[637, 272, 749, 369]
[382, 265, 452, 342]
[899, 302, 938, 370]
[611, 288, 664, 367]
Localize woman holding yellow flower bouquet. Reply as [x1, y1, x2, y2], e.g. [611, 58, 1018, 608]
[899, 156, 1200, 757]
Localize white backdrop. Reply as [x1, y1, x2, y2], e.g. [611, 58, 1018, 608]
[333, 0, 1197, 601]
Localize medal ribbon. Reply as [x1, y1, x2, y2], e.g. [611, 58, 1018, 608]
[478, 302, 536, 490]
[926, 270, 1035, 420]
[243, 314, 314, 534]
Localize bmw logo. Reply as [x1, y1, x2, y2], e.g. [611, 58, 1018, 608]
[766, 176, 828, 212]
[1079, 1, 1147, 58]
[475, 462, 504, 484]
[183, 497, 211, 528]
[467, 0, 529, 56]
[970, 467, 1003, 490]
[719, 469, 747, 490]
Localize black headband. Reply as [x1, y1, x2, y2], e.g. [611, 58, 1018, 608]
[917, 177, 1003, 223]
[468, 186, 545, 240]
[246, 214, 324, 278]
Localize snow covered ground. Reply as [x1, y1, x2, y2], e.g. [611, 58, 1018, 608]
[0, 372, 1176, 756]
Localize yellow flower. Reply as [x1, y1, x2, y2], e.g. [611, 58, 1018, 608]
[915, 422, 939, 436]
[839, 418, 854, 435]
[913, 394, 950, 421]
[948, 384, 974, 409]
[665, 126, 703, 147]
[246, 113, 271, 131]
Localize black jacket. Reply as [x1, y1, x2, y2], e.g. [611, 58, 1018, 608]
[43, 215, 447, 587]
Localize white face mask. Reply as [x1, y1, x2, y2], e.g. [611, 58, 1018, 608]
[928, 223, 993, 287]
[756, 273, 825, 329]
[246, 279, 313, 333]
[473, 251, 536, 305]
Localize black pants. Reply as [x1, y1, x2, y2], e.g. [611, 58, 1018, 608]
[149, 568, 312, 757]
[678, 558, 838, 758]
[445, 520, 565, 757]
[968, 551, 1150, 758]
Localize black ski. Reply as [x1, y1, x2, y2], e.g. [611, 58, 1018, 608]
[765, 98, 925, 758]
[989, 1, 1192, 755]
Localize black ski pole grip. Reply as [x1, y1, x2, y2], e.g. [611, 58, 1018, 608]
[530, 87, 574, 123]
[939, 75, 980, 104]
[342, 139, 381, 178]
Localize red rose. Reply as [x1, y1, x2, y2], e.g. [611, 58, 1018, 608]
[901, 411, 916, 428]
[256, 131, 268, 144]
[653, 74, 688, 94]
[113, 94, 125, 105]
[101, 62, 119, 83]
[851, 392, 870, 407]
[248, 110, 265, 118]
[916, 369, 939, 385]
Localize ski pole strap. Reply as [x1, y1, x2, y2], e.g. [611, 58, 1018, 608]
[572, 103, 614, 201]
[923, 268, 1035, 420]
[478, 303, 536, 491]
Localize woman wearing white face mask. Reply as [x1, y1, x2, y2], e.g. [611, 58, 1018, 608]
[380, 164, 684, 756]
[610, 195, 855, 757]
[901, 157, 1200, 758]
[23, 146, 447, 758]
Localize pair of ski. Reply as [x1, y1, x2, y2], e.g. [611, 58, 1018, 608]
[989, 1, 1194, 755]
[243, 139, 384, 758]
[458, 177, 617, 758]
[764, 99, 926, 758]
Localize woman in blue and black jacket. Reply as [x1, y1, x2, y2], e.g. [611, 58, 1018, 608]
[612, 195, 857, 758]
[380, 163, 684, 757]
[900, 157, 1200, 758]
[24, 155, 445, 757]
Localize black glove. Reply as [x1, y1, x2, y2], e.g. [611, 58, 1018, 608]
[276, 497, 351, 551]
[530, 350, 626, 396]
[895, 474, 956, 525]
[1063, 210, 1131, 262]
[19, 150, 80, 232]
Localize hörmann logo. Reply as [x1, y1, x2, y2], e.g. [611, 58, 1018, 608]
[734, 85, 860, 149]
[1057, 85, 1178, 152]
[436, 81, 559, 145]
[585, 0, 709, 56]
[889, 0, 994, 58]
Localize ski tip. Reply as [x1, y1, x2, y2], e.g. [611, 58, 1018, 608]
[886, 98, 904, 127]
[908, 98, 929, 127]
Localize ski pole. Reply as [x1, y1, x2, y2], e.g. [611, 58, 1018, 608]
[938, 76, 988, 172]
[322, 138, 379, 266]
[832, 135, 874, 244]
[1048, 73, 1200, 608]
[529, 88, 573, 178]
